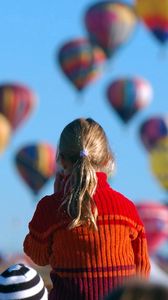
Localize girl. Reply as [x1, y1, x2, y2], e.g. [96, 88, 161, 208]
[23, 118, 150, 300]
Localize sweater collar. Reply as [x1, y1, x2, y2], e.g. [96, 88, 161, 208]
[61, 171, 109, 193]
[96, 172, 109, 189]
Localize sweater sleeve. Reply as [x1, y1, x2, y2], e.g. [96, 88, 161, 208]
[23, 196, 57, 266]
[131, 205, 151, 278]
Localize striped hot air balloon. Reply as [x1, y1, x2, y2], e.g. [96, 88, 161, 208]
[106, 77, 152, 123]
[58, 38, 106, 91]
[0, 113, 11, 154]
[135, 0, 168, 44]
[0, 83, 36, 130]
[139, 115, 168, 152]
[84, 1, 137, 58]
[15, 143, 56, 196]
[136, 201, 168, 254]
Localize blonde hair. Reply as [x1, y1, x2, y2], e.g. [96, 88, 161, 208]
[58, 118, 115, 230]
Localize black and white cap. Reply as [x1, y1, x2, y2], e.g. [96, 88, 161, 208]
[0, 263, 48, 299]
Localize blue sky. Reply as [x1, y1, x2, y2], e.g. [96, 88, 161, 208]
[0, 0, 168, 254]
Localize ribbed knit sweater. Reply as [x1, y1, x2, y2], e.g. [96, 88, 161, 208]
[23, 172, 150, 300]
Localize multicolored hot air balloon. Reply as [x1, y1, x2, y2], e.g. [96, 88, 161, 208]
[135, 0, 168, 44]
[84, 1, 137, 58]
[139, 115, 168, 152]
[0, 113, 11, 154]
[0, 83, 36, 130]
[106, 77, 152, 123]
[15, 143, 56, 195]
[149, 137, 168, 192]
[58, 38, 106, 91]
[136, 201, 168, 254]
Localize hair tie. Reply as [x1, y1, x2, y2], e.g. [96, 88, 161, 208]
[80, 149, 88, 158]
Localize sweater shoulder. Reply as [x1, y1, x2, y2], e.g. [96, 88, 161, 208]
[95, 186, 143, 226]
[112, 189, 135, 206]
[37, 193, 60, 209]
[112, 189, 144, 225]
[29, 192, 63, 233]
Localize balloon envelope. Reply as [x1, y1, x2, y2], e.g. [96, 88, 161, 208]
[136, 201, 168, 254]
[0, 83, 36, 130]
[15, 143, 56, 195]
[84, 1, 137, 58]
[58, 38, 106, 91]
[149, 137, 168, 191]
[139, 116, 168, 152]
[0, 113, 11, 154]
[135, 0, 168, 44]
[107, 77, 152, 123]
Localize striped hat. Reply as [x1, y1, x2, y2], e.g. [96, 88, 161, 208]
[0, 263, 48, 299]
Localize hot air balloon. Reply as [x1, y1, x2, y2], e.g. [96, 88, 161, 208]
[136, 201, 168, 254]
[149, 137, 168, 192]
[0, 113, 11, 154]
[135, 0, 168, 44]
[15, 143, 56, 195]
[139, 115, 168, 152]
[106, 77, 152, 123]
[58, 38, 106, 92]
[84, 1, 137, 58]
[0, 83, 36, 130]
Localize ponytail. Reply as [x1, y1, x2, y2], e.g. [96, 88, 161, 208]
[62, 154, 98, 230]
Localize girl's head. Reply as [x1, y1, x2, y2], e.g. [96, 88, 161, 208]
[58, 118, 114, 174]
[57, 118, 115, 229]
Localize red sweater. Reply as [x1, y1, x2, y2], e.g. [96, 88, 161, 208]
[23, 172, 150, 300]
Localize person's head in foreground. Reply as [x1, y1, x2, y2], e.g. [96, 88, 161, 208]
[0, 263, 48, 299]
[56, 117, 115, 229]
[105, 279, 168, 300]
